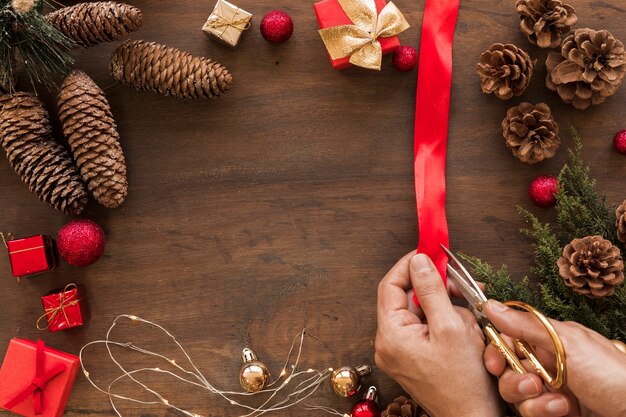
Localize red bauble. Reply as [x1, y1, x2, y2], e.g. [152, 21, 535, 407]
[529, 175, 559, 208]
[613, 129, 626, 155]
[351, 399, 381, 417]
[260, 10, 293, 43]
[392, 46, 418, 72]
[57, 219, 106, 266]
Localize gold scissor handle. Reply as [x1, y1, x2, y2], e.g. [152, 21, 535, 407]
[504, 301, 567, 390]
[483, 323, 526, 374]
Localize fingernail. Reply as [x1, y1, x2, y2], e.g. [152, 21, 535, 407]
[518, 377, 539, 395]
[546, 398, 568, 414]
[412, 254, 432, 273]
[487, 299, 507, 313]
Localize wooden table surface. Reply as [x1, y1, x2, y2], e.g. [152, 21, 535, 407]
[1, 0, 625, 416]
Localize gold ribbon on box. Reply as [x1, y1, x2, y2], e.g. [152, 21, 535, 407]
[318, 0, 410, 70]
[203, 0, 252, 47]
[36, 284, 82, 330]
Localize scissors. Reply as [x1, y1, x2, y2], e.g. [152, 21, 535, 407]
[441, 245, 567, 390]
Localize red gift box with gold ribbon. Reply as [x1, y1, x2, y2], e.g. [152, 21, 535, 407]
[5, 235, 56, 278]
[314, 0, 409, 70]
[0, 339, 80, 417]
[38, 285, 89, 333]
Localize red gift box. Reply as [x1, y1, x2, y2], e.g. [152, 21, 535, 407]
[38, 285, 89, 332]
[0, 339, 80, 417]
[314, 0, 401, 69]
[6, 235, 56, 278]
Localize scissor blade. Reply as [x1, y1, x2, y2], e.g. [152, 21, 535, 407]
[441, 245, 488, 303]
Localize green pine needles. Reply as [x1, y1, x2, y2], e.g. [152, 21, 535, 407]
[0, 0, 74, 92]
[461, 128, 626, 341]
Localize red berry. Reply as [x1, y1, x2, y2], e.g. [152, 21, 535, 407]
[57, 219, 106, 267]
[260, 10, 293, 43]
[613, 129, 626, 155]
[392, 46, 418, 72]
[529, 175, 559, 208]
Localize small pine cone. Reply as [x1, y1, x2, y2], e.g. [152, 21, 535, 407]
[616, 201, 626, 244]
[477, 43, 534, 100]
[546, 28, 626, 110]
[515, 0, 577, 48]
[0, 92, 88, 215]
[557, 235, 624, 297]
[381, 396, 429, 417]
[502, 102, 560, 164]
[47, 1, 143, 48]
[58, 70, 128, 208]
[109, 40, 233, 99]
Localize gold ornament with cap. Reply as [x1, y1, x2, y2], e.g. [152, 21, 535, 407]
[329, 364, 371, 397]
[239, 348, 270, 392]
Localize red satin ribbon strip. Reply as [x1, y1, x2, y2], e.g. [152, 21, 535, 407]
[4, 340, 66, 415]
[413, 0, 461, 303]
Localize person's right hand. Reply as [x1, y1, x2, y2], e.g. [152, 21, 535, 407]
[483, 299, 626, 417]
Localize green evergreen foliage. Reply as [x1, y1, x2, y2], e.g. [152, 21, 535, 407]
[463, 129, 626, 341]
[0, 0, 74, 92]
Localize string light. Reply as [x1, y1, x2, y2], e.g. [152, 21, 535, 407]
[79, 314, 345, 417]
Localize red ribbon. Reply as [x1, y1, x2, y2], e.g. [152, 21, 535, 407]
[4, 340, 67, 415]
[413, 0, 460, 303]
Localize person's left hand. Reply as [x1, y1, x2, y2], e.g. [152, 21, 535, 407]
[375, 252, 502, 417]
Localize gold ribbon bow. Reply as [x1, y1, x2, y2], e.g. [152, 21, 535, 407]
[318, 0, 410, 70]
[36, 284, 81, 330]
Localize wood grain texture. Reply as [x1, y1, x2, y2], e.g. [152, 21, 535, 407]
[1, 0, 625, 416]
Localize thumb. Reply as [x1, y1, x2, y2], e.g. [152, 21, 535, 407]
[484, 299, 559, 353]
[410, 254, 455, 331]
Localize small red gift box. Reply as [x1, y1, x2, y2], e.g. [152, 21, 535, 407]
[314, 0, 401, 70]
[0, 339, 80, 417]
[38, 285, 89, 332]
[6, 235, 56, 278]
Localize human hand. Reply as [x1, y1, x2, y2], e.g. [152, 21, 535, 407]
[483, 299, 626, 417]
[375, 252, 502, 417]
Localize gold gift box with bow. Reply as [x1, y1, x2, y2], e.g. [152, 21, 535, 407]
[202, 0, 252, 48]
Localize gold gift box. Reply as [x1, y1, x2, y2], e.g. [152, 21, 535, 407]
[202, 0, 252, 48]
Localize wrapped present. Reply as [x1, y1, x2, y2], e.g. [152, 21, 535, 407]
[314, 0, 410, 70]
[202, 0, 252, 48]
[4, 234, 56, 279]
[0, 339, 80, 417]
[37, 284, 89, 332]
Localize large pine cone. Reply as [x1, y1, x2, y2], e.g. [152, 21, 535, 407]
[616, 201, 626, 244]
[47, 2, 143, 48]
[546, 28, 626, 110]
[0, 92, 88, 215]
[382, 396, 428, 417]
[557, 235, 624, 297]
[515, 0, 577, 48]
[58, 70, 128, 208]
[109, 40, 233, 99]
[502, 102, 560, 164]
[477, 43, 534, 100]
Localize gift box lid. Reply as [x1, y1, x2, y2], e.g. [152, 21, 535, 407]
[6, 235, 56, 278]
[0, 339, 80, 417]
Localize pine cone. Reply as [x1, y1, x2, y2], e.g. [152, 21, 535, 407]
[0, 92, 88, 215]
[381, 396, 429, 417]
[58, 70, 128, 208]
[616, 201, 626, 244]
[109, 40, 233, 99]
[515, 0, 577, 48]
[546, 28, 626, 110]
[502, 102, 560, 164]
[557, 235, 624, 297]
[477, 43, 534, 100]
[47, 1, 143, 48]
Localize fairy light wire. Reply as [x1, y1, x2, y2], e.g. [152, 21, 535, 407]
[79, 314, 345, 417]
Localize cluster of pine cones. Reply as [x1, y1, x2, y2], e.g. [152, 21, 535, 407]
[2, 1, 234, 214]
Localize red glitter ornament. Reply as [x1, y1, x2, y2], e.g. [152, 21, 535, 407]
[529, 175, 559, 208]
[613, 129, 626, 155]
[260, 10, 293, 43]
[351, 386, 381, 417]
[57, 219, 106, 266]
[392, 46, 418, 72]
